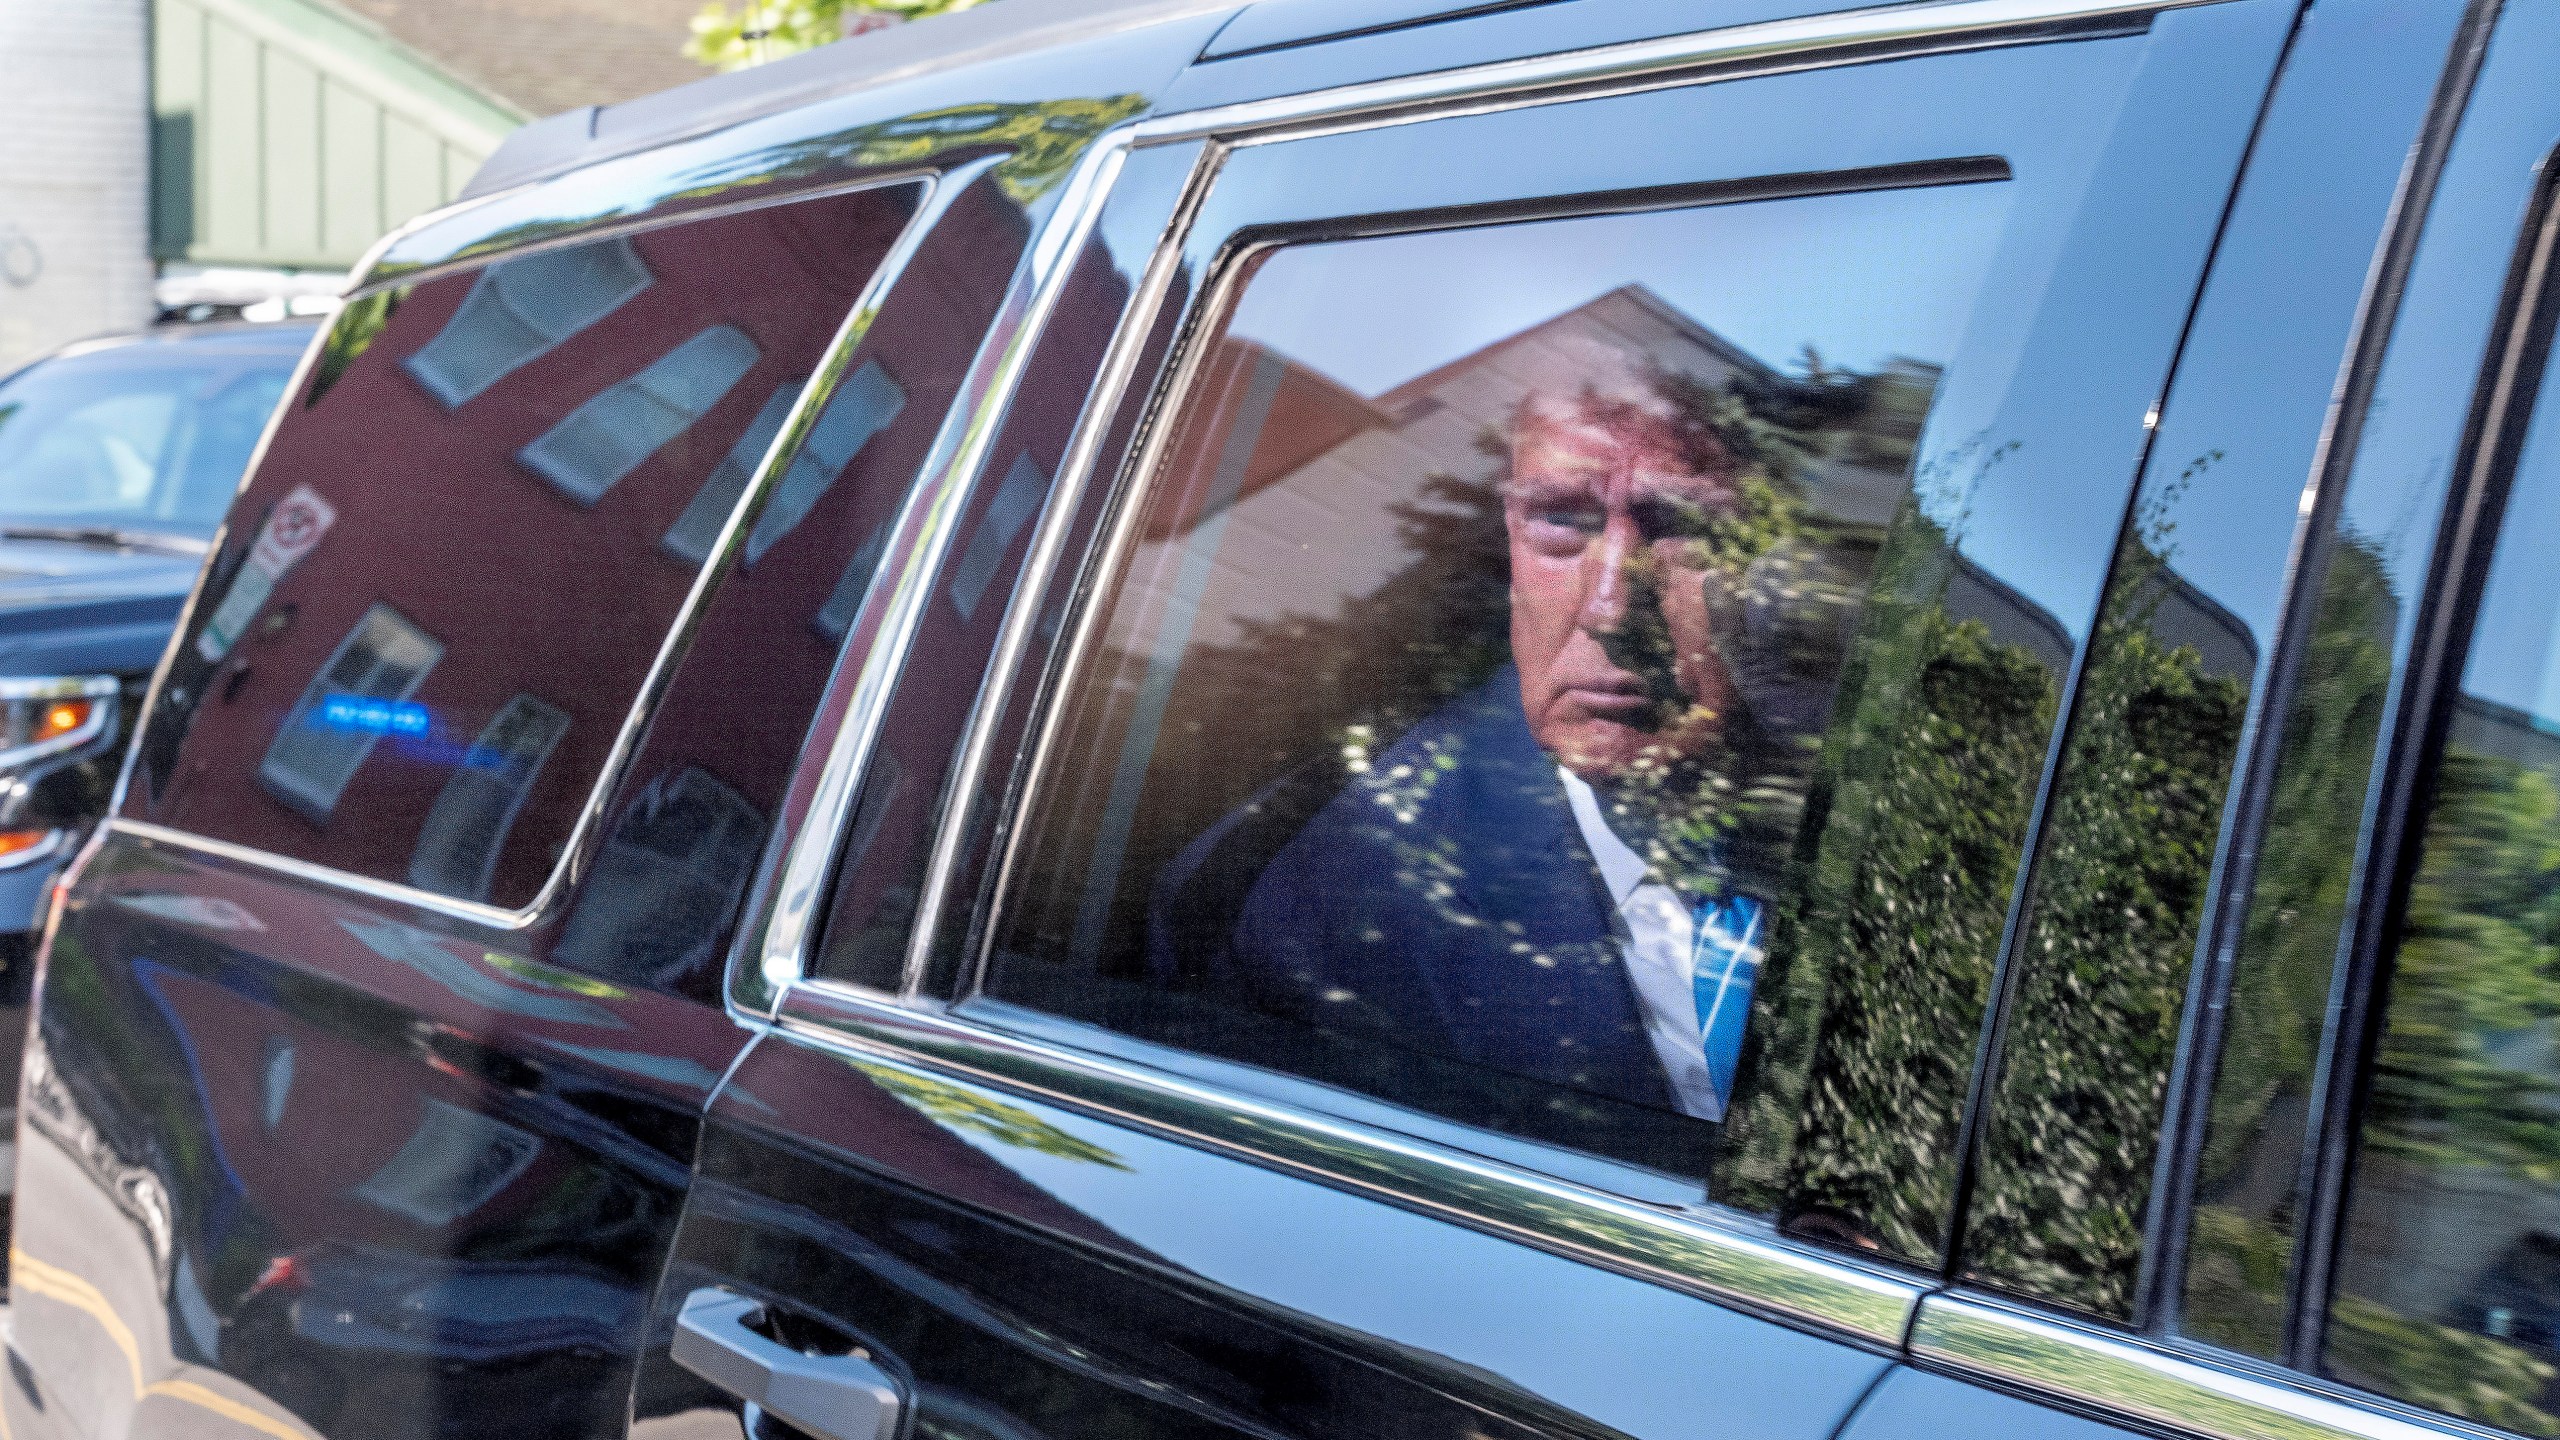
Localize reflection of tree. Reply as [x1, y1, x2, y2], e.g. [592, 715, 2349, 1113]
[2184, 531, 2398, 1353]
[683, 0, 991, 72]
[2362, 751, 2560, 1173]
[1717, 468, 2057, 1262]
[2333, 1295, 2558, 1437]
[855, 1058, 1129, 1169]
[305, 287, 400, 409]
[1961, 458, 2249, 1312]
[664, 96, 1146, 205]
[2317, 738, 2560, 1434]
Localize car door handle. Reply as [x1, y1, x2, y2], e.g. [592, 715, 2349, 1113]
[672, 1286, 904, 1440]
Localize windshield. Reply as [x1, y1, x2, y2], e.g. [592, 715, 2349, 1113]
[0, 333, 305, 541]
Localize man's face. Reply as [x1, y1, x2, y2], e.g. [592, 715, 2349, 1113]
[1507, 391, 1741, 787]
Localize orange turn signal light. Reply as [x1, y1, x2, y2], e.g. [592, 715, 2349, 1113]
[0, 830, 55, 860]
[30, 699, 89, 744]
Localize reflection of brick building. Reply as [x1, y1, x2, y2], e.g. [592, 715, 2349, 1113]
[577, 177, 1043, 990]
[1124, 284, 1922, 655]
[136, 182, 923, 908]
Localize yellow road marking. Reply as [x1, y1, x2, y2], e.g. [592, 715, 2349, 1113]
[11, 1248, 310, 1440]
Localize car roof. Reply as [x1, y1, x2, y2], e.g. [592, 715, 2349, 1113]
[462, 0, 1244, 201]
[46, 321, 321, 367]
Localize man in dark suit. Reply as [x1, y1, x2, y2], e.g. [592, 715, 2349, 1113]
[1152, 363, 1776, 1122]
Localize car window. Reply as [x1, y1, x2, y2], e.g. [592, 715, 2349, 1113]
[2318, 319, 2560, 1436]
[973, 182, 2021, 1220]
[0, 343, 300, 536]
[123, 180, 926, 909]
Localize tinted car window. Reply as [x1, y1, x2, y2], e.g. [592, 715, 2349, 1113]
[977, 183, 2011, 1199]
[2322, 334, 2560, 1436]
[0, 332, 304, 537]
[124, 181, 925, 908]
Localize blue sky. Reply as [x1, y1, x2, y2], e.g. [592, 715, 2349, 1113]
[1222, 182, 2012, 399]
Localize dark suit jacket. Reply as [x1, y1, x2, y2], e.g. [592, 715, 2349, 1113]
[1148, 667, 1678, 1114]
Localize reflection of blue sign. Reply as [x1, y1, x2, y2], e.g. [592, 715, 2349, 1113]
[316, 694, 430, 736]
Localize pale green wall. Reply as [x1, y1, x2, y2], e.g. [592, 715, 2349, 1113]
[152, 0, 526, 271]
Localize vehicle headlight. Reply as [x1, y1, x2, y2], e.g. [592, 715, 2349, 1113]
[0, 676, 119, 870]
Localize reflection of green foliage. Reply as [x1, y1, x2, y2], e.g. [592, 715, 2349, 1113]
[685, 0, 992, 72]
[480, 950, 633, 1000]
[2185, 531, 2399, 1355]
[673, 96, 1147, 206]
[1965, 458, 2249, 1314]
[1718, 422, 2095, 1265]
[304, 287, 401, 408]
[854, 1057, 1129, 1169]
[2360, 752, 2560, 1176]
[1664, 345, 1879, 487]
[1721, 569, 2057, 1261]
[2331, 1297, 2559, 1437]
[2317, 744, 2560, 1433]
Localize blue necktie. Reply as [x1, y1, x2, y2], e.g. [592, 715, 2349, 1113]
[1691, 893, 1764, 1119]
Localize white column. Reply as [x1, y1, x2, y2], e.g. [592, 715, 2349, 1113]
[0, 0, 154, 373]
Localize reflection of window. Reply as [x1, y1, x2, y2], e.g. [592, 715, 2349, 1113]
[354, 1098, 540, 1225]
[955, 191, 2005, 1212]
[945, 451, 1046, 621]
[260, 605, 443, 820]
[408, 695, 572, 901]
[744, 360, 905, 564]
[404, 239, 652, 409]
[124, 181, 932, 911]
[661, 386, 797, 564]
[812, 520, 894, 641]
[519, 326, 761, 504]
[553, 767, 765, 986]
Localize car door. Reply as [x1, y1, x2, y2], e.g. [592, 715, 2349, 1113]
[626, 3, 2304, 1439]
[1849, 0, 2560, 1437]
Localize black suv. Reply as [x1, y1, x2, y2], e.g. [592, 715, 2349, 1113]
[15, 2, 2560, 1439]
[0, 320, 310, 1175]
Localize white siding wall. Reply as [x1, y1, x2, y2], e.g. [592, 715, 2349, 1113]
[0, 0, 154, 372]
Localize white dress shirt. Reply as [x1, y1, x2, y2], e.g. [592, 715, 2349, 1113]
[1558, 767, 1729, 1121]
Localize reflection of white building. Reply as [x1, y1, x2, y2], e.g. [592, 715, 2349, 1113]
[0, 0, 718, 373]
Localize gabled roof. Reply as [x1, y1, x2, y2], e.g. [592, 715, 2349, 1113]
[329, 0, 716, 119]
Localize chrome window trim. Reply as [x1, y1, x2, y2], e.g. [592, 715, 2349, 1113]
[1911, 1292, 2512, 1440]
[104, 162, 977, 934]
[1130, 0, 2234, 150]
[738, 134, 1148, 1015]
[885, 133, 1225, 1007]
[342, 169, 952, 303]
[774, 976, 1927, 1347]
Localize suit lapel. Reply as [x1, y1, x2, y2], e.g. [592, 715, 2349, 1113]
[1421, 672, 1674, 1111]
